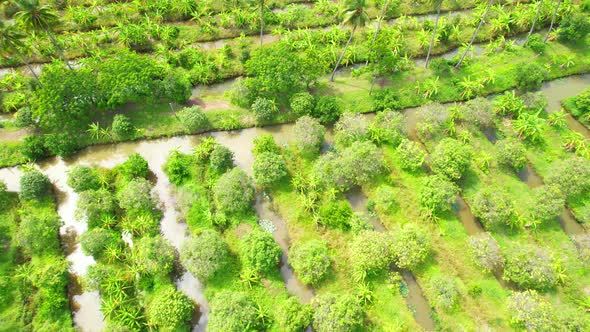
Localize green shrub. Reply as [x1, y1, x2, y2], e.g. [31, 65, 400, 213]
[80, 228, 122, 259]
[20, 170, 51, 200]
[582, 0, 590, 11]
[461, 97, 495, 129]
[396, 139, 426, 171]
[369, 185, 397, 215]
[368, 110, 407, 145]
[15, 107, 34, 127]
[181, 229, 229, 282]
[16, 213, 61, 256]
[515, 63, 546, 92]
[503, 244, 559, 290]
[21, 135, 47, 161]
[507, 291, 557, 331]
[312, 294, 364, 332]
[67, 165, 101, 193]
[290, 92, 316, 116]
[251, 97, 279, 124]
[164, 151, 193, 185]
[494, 91, 526, 117]
[161, 68, 192, 104]
[277, 297, 313, 332]
[208, 291, 262, 332]
[241, 230, 282, 274]
[416, 103, 450, 140]
[524, 34, 546, 54]
[76, 189, 116, 227]
[426, 276, 460, 311]
[253, 152, 288, 187]
[496, 139, 527, 172]
[252, 134, 281, 155]
[419, 175, 458, 216]
[334, 113, 369, 147]
[132, 236, 176, 276]
[118, 153, 149, 180]
[372, 88, 401, 112]
[312, 96, 341, 124]
[111, 114, 134, 139]
[527, 185, 564, 227]
[177, 106, 208, 132]
[147, 288, 195, 331]
[213, 168, 255, 214]
[318, 200, 353, 230]
[350, 231, 393, 278]
[557, 13, 590, 42]
[117, 178, 157, 212]
[44, 132, 78, 157]
[469, 233, 503, 272]
[471, 187, 515, 228]
[292, 116, 326, 154]
[430, 138, 472, 181]
[391, 225, 431, 270]
[289, 240, 331, 285]
[209, 145, 235, 173]
[545, 156, 590, 199]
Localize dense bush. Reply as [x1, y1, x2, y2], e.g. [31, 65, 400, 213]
[76, 189, 116, 226]
[160, 68, 192, 104]
[312, 96, 341, 124]
[318, 200, 353, 230]
[241, 230, 282, 274]
[252, 134, 280, 156]
[164, 151, 193, 185]
[16, 213, 61, 256]
[312, 294, 364, 332]
[67, 165, 101, 193]
[430, 138, 472, 181]
[290, 92, 316, 116]
[426, 276, 460, 311]
[292, 116, 326, 154]
[390, 225, 431, 271]
[213, 167, 255, 214]
[525, 34, 546, 54]
[372, 89, 401, 112]
[419, 175, 458, 216]
[469, 233, 503, 272]
[253, 152, 288, 187]
[515, 63, 546, 92]
[575, 89, 590, 114]
[118, 153, 149, 180]
[146, 288, 194, 331]
[507, 291, 557, 331]
[368, 110, 407, 145]
[80, 228, 121, 259]
[181, 230, 229, 282]
[573, 234, 590, 264]
[416, 103, 450, 140]
[496, 139, 527, 172]
[557, 13, 590, 42]
[527, 185, 564, 227]
[503, 244, 559, 290]
[44, 132, 78, 157]
[132, 236, 176, 276]
[545, 156, 590, 199]
[177, 106, 208, 132]
[471, 187, 515, 228]
[289, 240, 331, 285]
[494, 91, 526, 117]
[15, 107, 34, 127]
[111, 114, 134, 139]
[209, 145, 235, 173]
[369, 185, 397, 215]
[117, 178, 157, 212]
[277, 297, 313, 332]
[461, 97, 495, 129]
[20, 170, 51, 200]
[334, 113, 369, 147]
[396, 139, 426, 171]
[208, 291, 262, 332]
[350, 231, 393, 278]
[251, 97, 279, 124]
[313, 141, 386, 191]
[21, 135, 47, 161]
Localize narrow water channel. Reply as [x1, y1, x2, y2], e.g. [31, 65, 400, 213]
[542, 74, 590, 139]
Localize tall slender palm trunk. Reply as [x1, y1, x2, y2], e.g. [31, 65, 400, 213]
[527, 0, 544, 40]
[544, 0, 562, 42]
[455, 0, 493, 70]
[46, 30, 73, 70]
[21, 56, 41, 84]
[259, 0, 265, 46]
[425, 2, 442, 68]
[366, 0, 388, 66]
[330, 26, 356, 82]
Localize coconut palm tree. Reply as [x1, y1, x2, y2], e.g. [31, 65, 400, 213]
[248, 0, 266, 45]
[425, 0, 443, 68]
[13, 0, 73, 70]
[365, 0, 389, 66]
[544, 0, 562, 42]
[527, 0, 544, 41]
[0, 21, 41, 84]
[330, 0, 369, 82]
[455, 0, 494, 70]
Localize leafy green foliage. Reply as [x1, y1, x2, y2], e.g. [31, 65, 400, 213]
[416, 103, 450, 140]
[507, 291, 557, 331]
[67, 165, 101, 193]
[19, 170, 51, 200]
[180, 230, 229, 282]
[76, 189, 116, 227]
[430, 138, 472, 181]
[21, 135, 48, 161]
[527, 185, 564, 227]
[312, 96, 341, 124]
[312, 293, 364, 332]
[131, 236, 175, 276]
[80, 228, 122, 259]
[117, 178, 157, 212]
[471, 187, 515, 228]
[419, 175, 458, 216]
[503, 244, 560, 290]
[368, 110, 407, 146]
[16, 212, 61, 257]
[209, 144, 234, 173]
[252, 134, 280, 155]
[160, 68, 192, 104]
[277, 297, 312, 332]
[469, 233, 503, 272]
[545, 156, 590, 199]
[525, 34, 546, 54]
[44, 132, 78, 157]
[118, 153, 149, 180]
[557, 13, 590, 42]
[426, 276, 460, 311]
[289, 240, 331, 285]
[460, 97, 496, 130]
[390, 225, 431, 271]
[292, 116, 325, 155]
[241, 230, 282, 274]
[111, 114, 134, 139]
[164, 151, 194, 185]
[213, 167, 255, 214]
[495, 139, 527, 172]
[318, 200, 353, 230]
[349, 231, 393, 278]
[513, 111, 546, 142]
[396, 139, 426, 171]
[494, 91, 526, 117]
[290, 92, 315, 116]
[208, 291, 262, 332]
[146, 288, 195, 331]
[251, 97, 279, 124]
[177, 105, 208, 132]
[253, 152, 288, 187]
[334, 113, 369, 147]
[515, 63, 546, 92]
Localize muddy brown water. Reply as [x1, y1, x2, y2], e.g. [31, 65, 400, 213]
[542, 74, 590, 139]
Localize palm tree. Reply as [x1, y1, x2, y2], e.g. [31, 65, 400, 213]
[455, 0, 493, 70]
[14, 0, 73, 70]
[425, 0, 443, 68]
[249, 0, 266, 46]
[330, 0, 369, 82]
[0, 21, 41, 83]
[365, 0, 389, 66]
[527, 0, 544, 41]
[544, 0, 562, 42]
